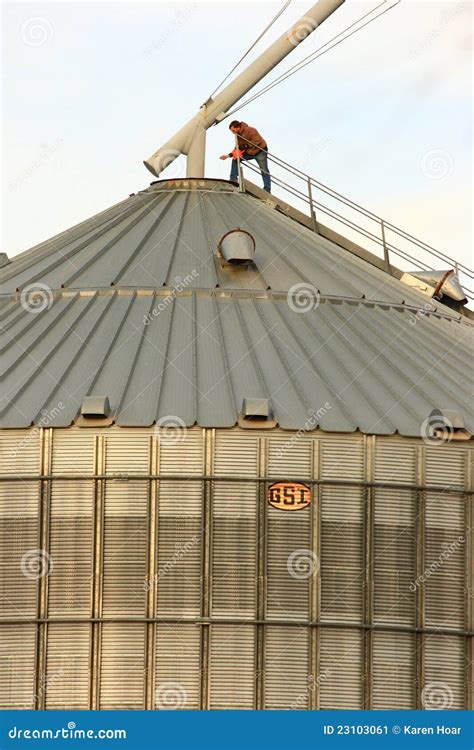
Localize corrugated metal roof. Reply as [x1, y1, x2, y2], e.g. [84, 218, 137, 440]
[1, 179, 473, 433]
[1, 289, 472, 433]
[0, 179, 463, 310]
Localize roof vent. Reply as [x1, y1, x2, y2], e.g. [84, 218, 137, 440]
[424, 408, 471, 442]
[81, 395, 111, 418]
[0, 253, 10, 268]
[218, 228, 256, 265]
[238, 397, 276, 429]
[401, 269, 467, 304]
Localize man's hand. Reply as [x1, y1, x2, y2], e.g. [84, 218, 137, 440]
[220, 154, 229, 160]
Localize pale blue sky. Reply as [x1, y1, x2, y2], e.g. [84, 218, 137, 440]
[2, 0, 472, 270]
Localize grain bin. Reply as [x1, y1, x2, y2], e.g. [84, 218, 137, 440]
[0, 178, 472, 710]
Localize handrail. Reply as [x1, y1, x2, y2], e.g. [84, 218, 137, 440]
[235, 142, 473, 300]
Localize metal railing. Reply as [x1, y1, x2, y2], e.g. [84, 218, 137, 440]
[236, 147, 473, 303]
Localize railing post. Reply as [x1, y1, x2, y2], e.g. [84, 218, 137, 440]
[307, 177, 318, 233]
[381, 219, 390, 273]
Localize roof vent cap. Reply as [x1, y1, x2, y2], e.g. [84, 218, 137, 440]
[242, 397, 272, 420]
[237, 397, 277, 430]
[401, 269, 467, 304]
[424, 408, 471, 442]
[81, 395, 111, 419]
[218, 228, 255, 265]
[0, 253, 10, 268]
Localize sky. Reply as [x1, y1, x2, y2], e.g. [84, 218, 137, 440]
[2, 0, 473, 272]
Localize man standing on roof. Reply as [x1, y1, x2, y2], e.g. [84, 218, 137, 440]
[220, 120, 271, 193]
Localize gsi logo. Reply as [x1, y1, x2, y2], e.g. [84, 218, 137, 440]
[268, 481, 311, 511]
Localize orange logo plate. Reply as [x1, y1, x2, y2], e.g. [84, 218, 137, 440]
[268, 481, 311, 511]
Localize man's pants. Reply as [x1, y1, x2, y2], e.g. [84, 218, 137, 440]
[230, 148, 271, 192]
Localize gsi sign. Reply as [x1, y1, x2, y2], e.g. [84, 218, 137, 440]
[268, 481, 311, 511]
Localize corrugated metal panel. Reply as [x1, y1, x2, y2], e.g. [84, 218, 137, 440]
[319, 628, 363, 708]
[425, 444, 467, 489]
[48, 431, 94, 616]
[425, 493, 465, 630]
[267, 430, 313, 621]
[373, 439, 417, 626]
[156, 429, 203, 616]
[374, 441, 417, 484]
[0, 624, 36, 708]
[212, 432, 258, 618]
[102, 433, 149, 617]
[51, 430, 95, 474]
[99, 624, 145, 709]
[48, 481, 93, 616]
[0, 481, 39, 618]
[264, 626, 310, 709]
[1, 291, 471, 433]
[45, 624, 90, 709]
[209, 624, 255, 709]
[372, 631, 415, 708]
[424, 634, 465, 709]
[155, 623, 201, 709]
[320, 436, 364, 623]
[0, 431, 40, 617]
[373, 489, 415, 625]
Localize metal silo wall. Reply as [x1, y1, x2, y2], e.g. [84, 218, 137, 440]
[0, 426, 472, 710]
